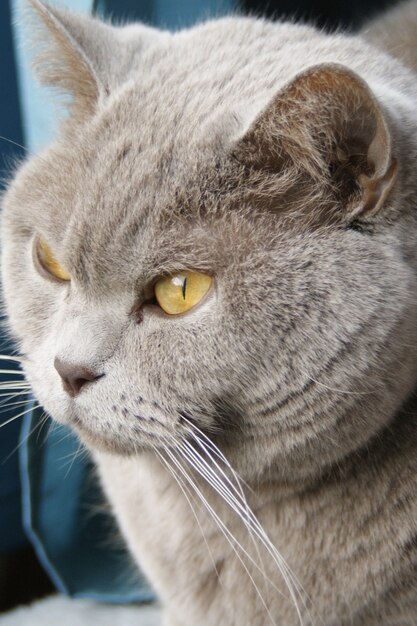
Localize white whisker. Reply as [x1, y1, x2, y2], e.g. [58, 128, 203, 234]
[0, 404, 36, 430]
[178, 441, 300, 591]
[62, 440, 87, 479]
[154, 447, 222, 581]
[161, 442, 278, 626]
[179, 418, 319, 621]
[0, 391, 31, 406]
[2, 408, 46, 461]
[0, 354, 24, 363]
[180, 440, 313, 624]
[0, 382, 31, 388]
[0, 394, 33, 404]
[179, 415, 254, 496]
[182, 435, 273, 606]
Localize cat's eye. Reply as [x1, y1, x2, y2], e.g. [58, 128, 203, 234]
[154, 271, 212, 315]
[34, 237, 71, 282]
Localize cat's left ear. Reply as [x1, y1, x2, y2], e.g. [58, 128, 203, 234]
[234, 63, 397, 219]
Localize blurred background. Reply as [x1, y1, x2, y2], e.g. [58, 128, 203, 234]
[0, 0, 403, 614]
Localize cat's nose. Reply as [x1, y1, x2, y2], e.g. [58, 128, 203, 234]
[54, 357, 103, 398]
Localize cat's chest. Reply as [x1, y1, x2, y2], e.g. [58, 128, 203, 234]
[94, 451, 415, 626]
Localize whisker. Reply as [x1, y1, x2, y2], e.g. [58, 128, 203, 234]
[62, 440, 87, 479]
[174, 434, 313, 625]
[178, 442, 297, 584]
[2, 407, 45, 463]
[179, 414, 253, 493]
[0, 391, 32, 405]
[57, 445, 88, 464]
[0, 404, 36, 430]
[50, 427, 82, 448]
[189, 434, 252, 505]
[35, 413, 53, 445]
[0, 135, 28, 153]
[154, 447, 222, 581]
[0, 381, 31, 387]
[0, 398, 36, 412]
[182, 435, 273, 606]
[181, 440, 253, 525]
[0, 354, 24, 363]
[161, 442, 278, 626]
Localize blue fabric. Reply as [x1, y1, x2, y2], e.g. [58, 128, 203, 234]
[0, 412, 27, 553]
[20, 403, 153, 602]
[0, 340, 28, 553]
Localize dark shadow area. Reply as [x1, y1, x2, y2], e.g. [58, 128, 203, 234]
[0, 547, 54, 613]
[241, 0, 402, 30]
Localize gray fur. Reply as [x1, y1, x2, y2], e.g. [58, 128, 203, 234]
[1, 0, 417, 623]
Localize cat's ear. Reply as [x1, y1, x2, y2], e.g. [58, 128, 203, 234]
[29, 0, 127, 119]
[235, 64, 397, 219]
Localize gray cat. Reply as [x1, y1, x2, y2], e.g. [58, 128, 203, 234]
[1, 0, 417, 624]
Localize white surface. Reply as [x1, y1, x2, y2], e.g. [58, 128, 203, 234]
[0, 595, 161, 626]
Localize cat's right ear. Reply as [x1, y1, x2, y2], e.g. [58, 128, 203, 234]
[28, 0, 153, 121]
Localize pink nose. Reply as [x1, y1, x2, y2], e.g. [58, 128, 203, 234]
[54, 357, 103, 398]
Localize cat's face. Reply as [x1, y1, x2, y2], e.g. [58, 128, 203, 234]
[3, 1, 417, 482]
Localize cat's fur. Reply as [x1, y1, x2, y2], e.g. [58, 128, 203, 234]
[2, 0, 417, 624]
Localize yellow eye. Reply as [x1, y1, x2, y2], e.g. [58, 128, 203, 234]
[154, 271, 212, 315]
[34, 238, 71, 282]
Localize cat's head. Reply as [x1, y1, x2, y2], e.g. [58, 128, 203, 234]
[2, 0, 417, 483]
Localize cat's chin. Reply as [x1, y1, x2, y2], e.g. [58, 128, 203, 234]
[70, 417, 158, 456]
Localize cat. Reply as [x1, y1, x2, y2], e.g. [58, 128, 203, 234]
[1, 0, 417, 624]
